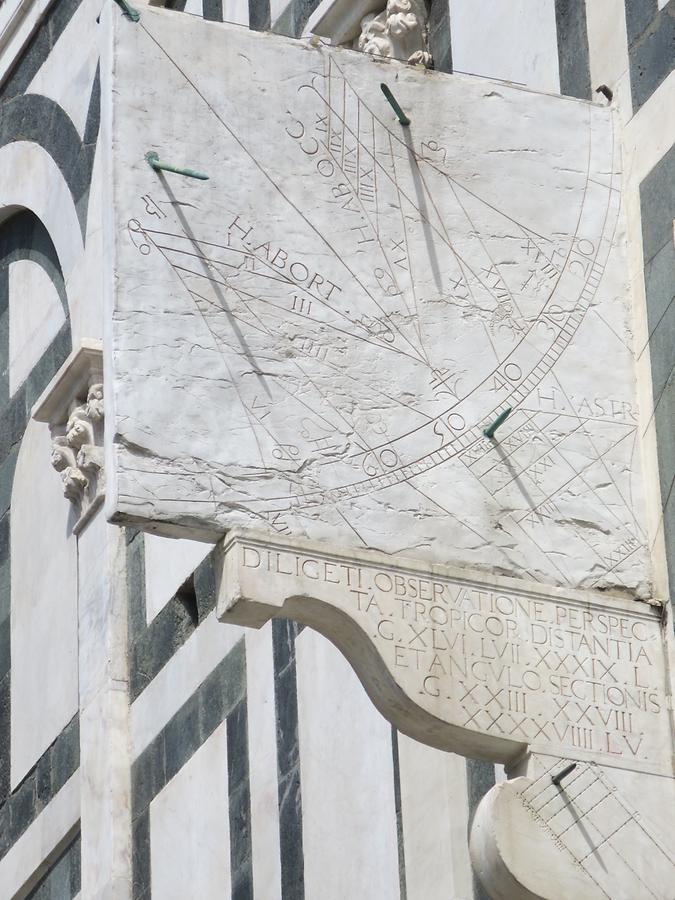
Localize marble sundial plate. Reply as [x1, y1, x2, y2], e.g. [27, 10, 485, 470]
[105, 6, 650, 596]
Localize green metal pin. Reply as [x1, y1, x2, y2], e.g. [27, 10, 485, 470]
[380, 84, 410, 126]
[483, 407, 512, 439]
[145, 152, 209, 181]
[113, 0, 140, 22]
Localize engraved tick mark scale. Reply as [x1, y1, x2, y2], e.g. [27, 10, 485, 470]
[380, 84, 410, 126]
[483, 407, 512, 439]
[145, 152, 209, 181]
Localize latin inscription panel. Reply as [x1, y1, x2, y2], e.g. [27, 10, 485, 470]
[218, 532, 671, 774]
[108, 8, 650, 594]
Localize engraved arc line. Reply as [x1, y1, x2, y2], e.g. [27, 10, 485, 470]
[134, 24, 626, 537]
[138, 24, 613, 462]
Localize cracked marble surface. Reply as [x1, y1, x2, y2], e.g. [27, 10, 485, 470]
[107, 8, 652, 597]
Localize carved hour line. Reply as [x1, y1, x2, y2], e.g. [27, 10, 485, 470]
[492, 420, 585, 491]
[403, 481, 494, 549]
[324, 55, 560, 241]
[296, 70, 606, 428]
[152, 244, 269, 467]
[386, 130, 428, 356]
[153, 234, 393, 341]
[189, 274, 431, 447]
[187, 285, 275, 339]
[318, 61, 609, 337]
[460, 420, 616, 581]
[291, 345, 434, 423]
[470, 410, 549, 476]
[315, 127, 421, 341]
[168, 260, 427, 365]
[302, 77, 532, 299]
[309, 113, 427, 358]
[172, 214, 620, 516]
[499, 509, 573, 585]
[542, 431, 641, 541]
[130, 28, 635, 573]
[514, 426, 637, 525]
[299, 76, 610, 404]
[441, 173, 526, 324]
[548, 372, 646, 540]
[141, 28, 431, 370]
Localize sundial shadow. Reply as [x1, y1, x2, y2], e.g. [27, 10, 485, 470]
[154, 171, 273, 399]
[555, 784, 609, 872]
[491, 440, 537, 509]
[401, 126, 443, 294]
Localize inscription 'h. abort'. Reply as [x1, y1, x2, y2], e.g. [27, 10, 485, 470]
[224, 535, 670, 774]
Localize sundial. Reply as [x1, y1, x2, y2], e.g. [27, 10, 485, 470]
[105, 10, 674, 898]
[107, 7, 648, 597]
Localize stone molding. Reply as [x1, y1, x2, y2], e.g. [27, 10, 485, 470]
[0, 0, 53, 89]
[33, 339, 104, 535]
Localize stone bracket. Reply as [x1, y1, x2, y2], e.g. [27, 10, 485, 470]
[32, 339, 105, 535]
[215, 529, 672, 776]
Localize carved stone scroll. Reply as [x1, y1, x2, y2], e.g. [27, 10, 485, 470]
[216, 530, 672, 776]
[33, 340, 105, 534]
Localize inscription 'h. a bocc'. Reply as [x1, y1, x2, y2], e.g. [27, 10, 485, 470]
[216, 530, 671, 776]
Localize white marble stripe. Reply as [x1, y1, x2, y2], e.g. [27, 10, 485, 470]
[620, 69, 675, 604]
[624, 70, 675, 185]
[0, 772, 80, 900]
[296, 629, 400, 900]
[245, 624, 283, 900]
[130, 609, 244, 758]
[269, 0, 289, 27]
[150, 722, 231, 899]
[585, 0, 633, 124]
[397, 735, 474, 900]
[0, 142, 82, 282]
[449, 0, 559, 93]
[223, 0, 249, 26]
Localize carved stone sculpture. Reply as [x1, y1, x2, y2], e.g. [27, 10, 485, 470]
[48, 385, 105, 524]
[353, 0, 432, 67]
[50, 435, 77, 474]
[61, 466, 90, 505]
[33, 340, 105, 533]
[65, 407, 95, 450]
[50, 435, 88, 504]
[86, 383, 104, 422]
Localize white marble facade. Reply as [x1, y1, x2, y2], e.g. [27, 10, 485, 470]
[0, 2, 673, 900]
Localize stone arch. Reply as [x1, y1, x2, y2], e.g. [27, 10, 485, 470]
[0, 207, 73, 800]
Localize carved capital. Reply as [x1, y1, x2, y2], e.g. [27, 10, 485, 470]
[32, 340, 105, 534]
